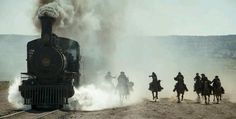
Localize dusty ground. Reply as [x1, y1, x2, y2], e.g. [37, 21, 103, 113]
[0, 81, 9, 90]
[0, 81, 20, 117]
[66, 98, 236, 119]
[0, 81, 235, 119]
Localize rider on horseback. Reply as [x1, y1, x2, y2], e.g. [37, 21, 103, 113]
[194, 73, 201, 92]
[105, 72, 116, 86]
[174, 72, 184, 83]
[173, 72, 188, 92]
[148, 72, 163, 92]
[211, 76, 225, 94]
[173, 72, 188, 103]
[148, 72, 163, 101]
[211, 76, 220, 87]
[201, 74, 212, 94]
[117, 72, 130, 95]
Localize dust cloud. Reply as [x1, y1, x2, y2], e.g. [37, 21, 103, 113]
[34, 0, 127, 81]
[7, 76, 29, 109]
[111, 36, 236, 103]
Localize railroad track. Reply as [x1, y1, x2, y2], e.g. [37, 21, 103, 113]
[0, 109, 62, 119]
[0, 110, 25, 119]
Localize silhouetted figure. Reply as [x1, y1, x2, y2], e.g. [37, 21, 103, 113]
[194, 73, 202, 102]
[116, 72, 129, 103]
[174, 72, 184, 83]
[194, 73, 201, 91]
[173, 72, 188, 103]
[103, 72, 116, 90]
[201, 74, 212, 104]
[211, 76, 224, 94]
[211, 76, 224, 103]
[211, 76, 220, 88]
[148, 72, 163, 102]
[105, 71, 115, 83]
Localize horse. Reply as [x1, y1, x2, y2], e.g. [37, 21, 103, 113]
[173, 82, 188, 103]
[116, 82, 129, 104]
[194, 80, 202, 102]
[212, 80, 223, 104]
[149, 80, 163, 102]
[201, 80, 212, 104]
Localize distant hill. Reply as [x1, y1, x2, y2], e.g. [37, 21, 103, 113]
[149, 35, 236, 59]
[0, 35, 37, 81]
[0, 34, 236, 81]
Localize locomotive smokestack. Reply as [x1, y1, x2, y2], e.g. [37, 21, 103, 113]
[39, 16, 55, 46]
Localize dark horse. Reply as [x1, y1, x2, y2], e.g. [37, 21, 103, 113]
[149, 72, 163, 102]
[212, 76, 224, 104]
[194, 73, 202, 102]
[173, 81, 188, 103]
[201, 74, 212, 104]
[194, 81, 202, 102]
[116, 72, 129, 104]
[173, 72, 188, 103]
[117, 83, 129, 103]
[149, 80, 163, 102]
[116, 80, 129, 104]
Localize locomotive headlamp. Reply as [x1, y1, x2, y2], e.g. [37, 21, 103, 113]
[41, 57, 51, 67]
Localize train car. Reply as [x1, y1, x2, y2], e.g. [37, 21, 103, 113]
[19, 15, 80, 109]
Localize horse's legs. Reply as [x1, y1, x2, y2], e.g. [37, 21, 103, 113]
[153, 92, 157, 102]
[197, 93, 201, 102]
[216, 95, 219, 104]
[152, 91, 155, 100]
[213, 94, 215, 102]
[119, 93, 123, 104]
[197, 93, 199, 102]
[204, 96, 207, 104]
[155, 91, 158, 99]
[208, 95, 210, 104]
[177, 92, 180, 103]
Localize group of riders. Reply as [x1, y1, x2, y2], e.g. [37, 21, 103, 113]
[193, 73, 224, 104]
[103, 71, 225, 104]
[103, 72, 134, 103]
[148, 72, 225, 104]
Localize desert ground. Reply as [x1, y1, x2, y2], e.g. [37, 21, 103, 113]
[0, 81, 21, 117]
[65, 98, 236, 119]
[0, 81, 236, 119]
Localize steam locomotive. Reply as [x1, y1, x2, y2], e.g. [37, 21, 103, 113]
[19, 15, 80, 109]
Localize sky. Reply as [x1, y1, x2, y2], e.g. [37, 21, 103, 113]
[0, 0, 236, 36]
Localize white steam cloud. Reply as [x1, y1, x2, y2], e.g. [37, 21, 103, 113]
[68, 85, 120, 111]
[35, 0, 127, 81]
[7, 76, 26, 109]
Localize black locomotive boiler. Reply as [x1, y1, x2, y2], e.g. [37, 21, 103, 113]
[19, 15, 80, 109]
